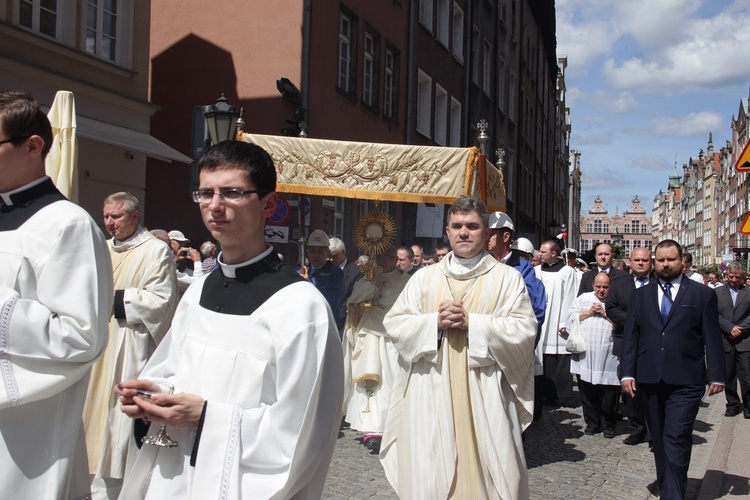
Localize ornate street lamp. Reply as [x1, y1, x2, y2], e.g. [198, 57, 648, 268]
[202, 94, 241, 146]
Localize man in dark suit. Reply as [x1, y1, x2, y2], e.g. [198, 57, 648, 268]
[578, 243, 627, 295]
[716, 261, 750, 418]
[621, 239, 725, 499]
[329, 237, 362, 331]
[606, 246, 653, 445]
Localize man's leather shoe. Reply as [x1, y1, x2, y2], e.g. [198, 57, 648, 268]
[725, 407, 741, 417]
[603, 428, 616, 438]
[584, 426, 600, 435]
[647, 480, 660, 497]
[623, 432, 645, 445]
[744, 410, 750, 419]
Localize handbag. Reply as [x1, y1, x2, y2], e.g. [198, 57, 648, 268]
[565, 314, 586, 354]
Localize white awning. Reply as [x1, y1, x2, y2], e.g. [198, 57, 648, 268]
[75, 115, 192, 164]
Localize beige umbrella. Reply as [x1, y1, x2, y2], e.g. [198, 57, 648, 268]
[45, 90, 78, 202]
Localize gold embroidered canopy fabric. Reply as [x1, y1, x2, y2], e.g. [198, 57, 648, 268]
[240, 133, 506, 211]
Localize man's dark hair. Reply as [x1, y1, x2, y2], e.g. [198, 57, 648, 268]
[655, 239, 683, 259]
[542, 239, 560, 255]
[198, 141, 276, 194]
[436, 244, 450, 253]
[398, 245, 414, 260]
[447, 196, 489, 228]
[0, 90, 53, 157]
[682, 252, 693, 264]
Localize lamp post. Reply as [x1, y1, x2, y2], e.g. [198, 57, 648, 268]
[202, 94, 242, 146]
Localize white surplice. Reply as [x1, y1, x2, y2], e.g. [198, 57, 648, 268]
[83, 226, 178, 483]
[0, 179, 113, 500]
[380, 251, 536, 499]
[568, 292, 619, 386]
[120, 253, 344, 500]
[342, 269, 410, 434]
[535, 263, 578, 356]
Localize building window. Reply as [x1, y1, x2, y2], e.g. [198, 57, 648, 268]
[384, 47, 399, 120]
[19, 0, 58, 38]
[362, 31, 380, 108]
[434, 84, 447, 146]
[86, 0, 118, 61]
[416, 70, 432, 137]
[449, 97, 461, 146]
[436, 0, 450, 47]
[594, 220, 602, 232]
[497, 59, 506, 112]
[482, 40, 491, 95]
[419, 0, 433, 32]
[452, 3, 464, 62]
[471, 25, 480, 85]
[338, 11, 357, 94]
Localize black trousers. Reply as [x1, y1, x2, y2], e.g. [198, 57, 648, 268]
[724, 347, 750, 411]
[579, 381, 619, 431]
[641, 382, 703, 500]
[542, 353, 573, 402]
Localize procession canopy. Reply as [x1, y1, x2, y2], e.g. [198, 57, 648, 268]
[240, 133, 506, 211]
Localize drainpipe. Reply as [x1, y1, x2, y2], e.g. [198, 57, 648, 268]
[405, 0, 416, 144]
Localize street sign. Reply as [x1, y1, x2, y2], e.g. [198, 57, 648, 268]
[736, 140, 750, 172]
[267, 197, 290, 225]
[741, 213, 750, 235]
[264, 225, 289, 243]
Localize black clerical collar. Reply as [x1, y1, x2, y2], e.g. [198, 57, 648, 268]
[218, 246, 277, 280]
[0, 177, 57, 207]
[541, 260, 566, 272]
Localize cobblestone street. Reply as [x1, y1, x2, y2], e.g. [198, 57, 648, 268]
[322, 389, 723, 499]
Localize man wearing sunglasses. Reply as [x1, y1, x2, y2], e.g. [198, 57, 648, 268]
[117, 140, 343, 499]
[0, 90, 113, 499]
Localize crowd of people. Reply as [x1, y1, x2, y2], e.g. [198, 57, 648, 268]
[1, 90, 745, 500]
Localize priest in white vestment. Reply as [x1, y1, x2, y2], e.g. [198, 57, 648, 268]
[83, 192, 178, 499]
[342, 248, 409, 446]
[117, 141, 344, 500]
[381, 196, 537, 499]
[568, 273, 620, 437]
[0, 91, 112, 499]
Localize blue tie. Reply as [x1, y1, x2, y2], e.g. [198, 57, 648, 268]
[637, 277, 647, 288]
[661, 282, 673, 321]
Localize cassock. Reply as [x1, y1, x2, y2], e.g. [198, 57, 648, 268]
[381, 251, 536, 499]
[535, 261, 578, 399]
[120, 248, 344, 500]
[84, 226, 178, 482]
[0, 178, 112, 499]
[342, 268, 410, 433]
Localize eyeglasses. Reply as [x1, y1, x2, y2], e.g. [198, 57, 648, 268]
[191, 188, 266, 204]
[0, 135, 30, 146]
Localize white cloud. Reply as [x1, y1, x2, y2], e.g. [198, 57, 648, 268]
[649, 112, 723, 136]
[580, 167, 632, 190]
[614, 0, 701, 48]
[631, 156, 674, 172]
[590, 90, 638, 114]
[571, 129, 613, 146]
[602, 6, 750, 91]
[555, 1, 620, 78]
[565, 87, 586, 108]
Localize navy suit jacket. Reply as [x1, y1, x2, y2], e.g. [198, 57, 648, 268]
[605, 272, 655, 357]
[621, 277, 725, 386]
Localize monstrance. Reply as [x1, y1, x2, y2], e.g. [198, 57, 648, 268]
[352, 202, 396, 310]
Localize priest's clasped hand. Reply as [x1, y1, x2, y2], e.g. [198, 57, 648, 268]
[438, 300, 468, 330]
[116, 380, 205, 428]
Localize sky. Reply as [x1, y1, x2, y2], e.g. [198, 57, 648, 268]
[555, 0, 750, 218]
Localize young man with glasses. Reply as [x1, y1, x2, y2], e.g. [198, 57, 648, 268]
[0, 90, 113, 499]
[117, 140, 344, 499]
